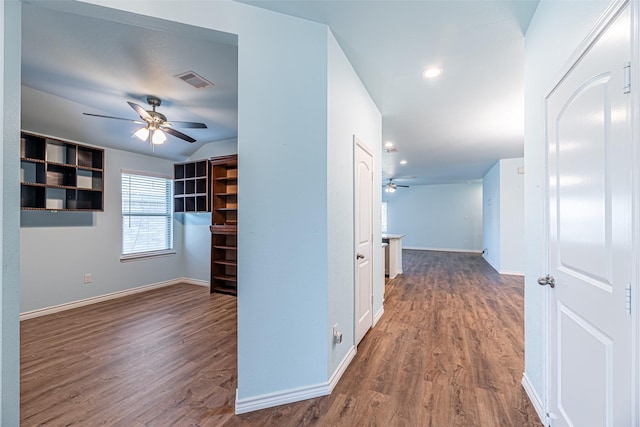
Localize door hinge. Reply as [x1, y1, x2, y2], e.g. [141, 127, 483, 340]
[626, 283, 632, 315]
[623, 62, 631, 93]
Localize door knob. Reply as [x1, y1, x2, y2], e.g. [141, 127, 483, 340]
[356, 253, 365, 260]
[537, 274, 555, 288]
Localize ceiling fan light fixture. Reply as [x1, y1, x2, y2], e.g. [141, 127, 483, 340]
[385, 183, 396, 193]
[151, 129, 167, 145]
[423, 67, 443, 79]
[133, 127, 150, 141]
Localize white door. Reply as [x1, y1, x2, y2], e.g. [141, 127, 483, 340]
[354, 137, 373, 345]
[545, 4, 632, 426]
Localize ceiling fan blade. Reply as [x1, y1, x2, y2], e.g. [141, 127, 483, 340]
[397, 185, 410, 188]
[162, 126, 196, 143]
[83, 112, 140, 123]
[166, 121, 208, 129]
[127, 101, 153, 121]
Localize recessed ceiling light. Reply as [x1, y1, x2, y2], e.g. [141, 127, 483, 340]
[423, 67, 443, 79]
[400, 160, 407, 165]
[384, 141, 394, 148]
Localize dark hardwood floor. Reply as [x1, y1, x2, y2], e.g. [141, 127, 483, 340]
[21, 250, 541, 426]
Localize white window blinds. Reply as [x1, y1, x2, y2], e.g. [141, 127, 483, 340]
[121, 172, 173, 256]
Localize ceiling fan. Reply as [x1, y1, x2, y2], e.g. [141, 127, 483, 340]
[83, 95, 207, 144]
[385, 178, 409, 193]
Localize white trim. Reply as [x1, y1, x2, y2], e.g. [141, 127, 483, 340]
[373, 305, 384, 326]
[483, 253, 500, 273]
[498, 269, 524, 277]
[522, 373, 546, 426]
[328, 346, 357, 392]
[631, 1, 640, 423]
[19, 278, 206, 320]
[235, 346, 357, 414]
[120, 168, 172, 180]
[120, 249, 176, 262]
[403, 246, 483, 254]
[180, 278, 210, 287]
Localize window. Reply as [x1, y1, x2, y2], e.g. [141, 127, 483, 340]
[121, 171, 173, 258]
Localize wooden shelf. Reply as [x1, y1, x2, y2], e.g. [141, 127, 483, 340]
[214, 260, 237, 267]
[213, 245, 237, 250]
[20, 131, 104, 211]
[211, 154, 238, 296]
[213, 275, 237, 282]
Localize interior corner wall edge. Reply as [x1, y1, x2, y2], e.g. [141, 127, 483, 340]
[482, 161, 501, 271]
[498, 158, 524, 274]
[523, 0, 611, 405]
[2, 0, 23, 423]
[181, 138, 238, 283]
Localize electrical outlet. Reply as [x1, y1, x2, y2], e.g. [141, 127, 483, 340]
[332, 323, 343, 344]
[84, 273, 92, 284]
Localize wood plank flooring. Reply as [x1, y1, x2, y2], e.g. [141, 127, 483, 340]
[21, 250, 541, 426]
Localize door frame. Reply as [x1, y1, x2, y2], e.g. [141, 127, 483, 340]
[353, 135, 374, 346]
[541, 0, 639, 423]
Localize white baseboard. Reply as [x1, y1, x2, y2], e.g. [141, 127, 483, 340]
[404, 246, 483, 254]
[235, 346, 357, 415]
[521, 372, 546, 425]
[180, 277, 210, 287]
[483, 254, 500, 273]
[328, 346, 356, 392]
[373, 305, 384, 326]
[499, 269, 524, 277]
[20, 277, 207, 320]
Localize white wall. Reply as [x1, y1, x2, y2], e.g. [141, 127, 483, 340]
[384, 182, 483, 252]
[20, 143, 183, 313]
[1, 0, 21, 422]
[524, 0, 611, 410]
[482, 158, 524, 275]
[327, 30, 382, 375]
[181, 138, 237, 283]
[482, 162, 501, 269]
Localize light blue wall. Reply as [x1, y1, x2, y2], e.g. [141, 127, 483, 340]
[71, 0, 380, 406]
[1, 0, 21, 422]
[20, 144, 183, 313]
[482, 162, 501, 270]
[384, 182, 483, 252]
[499, 158, 524, 274]
[524, 0, 611, 403]
[482, 157, 524, 275]
[327, 30, 382, 375]
[181, 138, 238, 283]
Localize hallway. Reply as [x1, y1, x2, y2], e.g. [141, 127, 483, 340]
[238, 250, 540, 426]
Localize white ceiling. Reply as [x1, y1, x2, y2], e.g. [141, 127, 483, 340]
[21, 1, 538, 182]
[239, 0, 539, 185]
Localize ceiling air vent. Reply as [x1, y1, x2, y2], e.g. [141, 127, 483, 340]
[176, 71, 214, 89]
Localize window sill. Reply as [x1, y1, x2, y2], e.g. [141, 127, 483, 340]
[120, 250, 176, 262]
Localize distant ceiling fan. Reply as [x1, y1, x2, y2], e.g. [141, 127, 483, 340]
[83, 95, 207, 144]
[385, 178, 409, 193]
